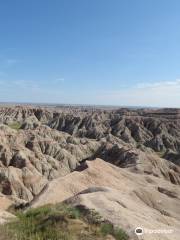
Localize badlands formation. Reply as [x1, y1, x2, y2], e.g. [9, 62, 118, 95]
[0, 105, 180, 239]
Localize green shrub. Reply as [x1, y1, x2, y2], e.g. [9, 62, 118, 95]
[84, 209, 103, 224]
[1, 204, 128, 240]
[56, 203, 81, 219]
[101, 223, 129, 240]
[100, 223, 114, 236]
[114, 228, 129, 240]
[7, 122, 21, 130]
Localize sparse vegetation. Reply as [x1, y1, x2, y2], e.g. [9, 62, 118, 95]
[156, 150, 166, 158]
[101, 223, 129, 240]
[0, 204, 128, 240]
[7, 122, 21, 130]
[83, 209, 103, 225]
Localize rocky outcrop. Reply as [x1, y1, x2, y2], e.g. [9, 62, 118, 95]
[0, 106, 180, 203]
[0, 122, 101, 202]
[48, 109, 180, 156]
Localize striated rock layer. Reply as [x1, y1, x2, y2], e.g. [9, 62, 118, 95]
[0, 106, 180, 239]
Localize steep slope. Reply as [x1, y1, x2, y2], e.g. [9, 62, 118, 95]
[31, 159, 180, 240]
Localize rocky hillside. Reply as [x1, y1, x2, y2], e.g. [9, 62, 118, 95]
[0, 106, 180, 239]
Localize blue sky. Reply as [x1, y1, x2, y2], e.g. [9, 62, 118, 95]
[0, 0, 180, 107]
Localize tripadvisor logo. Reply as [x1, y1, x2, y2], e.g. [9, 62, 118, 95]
[135, 227, 174, 235]
[135, 227, 143, 235]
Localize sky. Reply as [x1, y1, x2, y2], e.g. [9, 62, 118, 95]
[0, 0, 180, 107]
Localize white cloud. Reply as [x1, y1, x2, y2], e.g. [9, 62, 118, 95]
[53, 78, 65, 83]
[0, 71, 6, 76]
[0, 79, 37, 89]
[6, 59, 18, 65]
[0, 58, 18, 70]
[0, 78, 180, 107]
[0, 78, 64, 103]
[136, 79, 180, 89]
[95, 79, 180, 107]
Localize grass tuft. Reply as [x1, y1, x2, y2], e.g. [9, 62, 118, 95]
[0, 204, 128, 240]
[7, 122, 21, 130]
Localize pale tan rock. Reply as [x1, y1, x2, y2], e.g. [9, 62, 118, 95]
[0, 210, 15, 224]
[32, 159, 180, 240]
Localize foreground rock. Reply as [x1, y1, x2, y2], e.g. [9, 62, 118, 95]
[0, 210, 15, 224]
[32, 159, 180, 240]
[0, 193, 15, 224]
